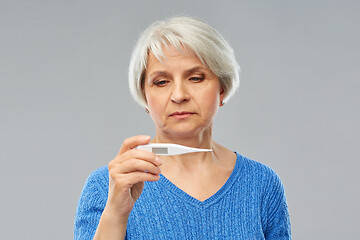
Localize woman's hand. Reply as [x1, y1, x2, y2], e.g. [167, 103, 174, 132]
[94, 135, 162, 240]
[106, 135, 162, 217]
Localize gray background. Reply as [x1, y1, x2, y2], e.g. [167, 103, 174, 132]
[1, 0, 359, 239]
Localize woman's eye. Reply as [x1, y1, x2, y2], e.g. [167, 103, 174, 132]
[154, 80, 168, 86]
[190, 76, 204, 82]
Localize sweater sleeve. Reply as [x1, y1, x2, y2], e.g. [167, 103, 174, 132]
[74, 169, 108, 240]
[262, 169, 291, 240]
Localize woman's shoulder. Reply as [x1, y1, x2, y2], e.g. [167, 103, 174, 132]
[87, 165, 109, 185]
[81, 165, 109, 196]
[88, 165, 108, 180]
[235, 152, 284, 187]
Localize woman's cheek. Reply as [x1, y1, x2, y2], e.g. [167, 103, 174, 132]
[147, 94, 166, 119]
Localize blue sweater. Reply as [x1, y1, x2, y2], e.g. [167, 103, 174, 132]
[74, 153, 291, 239]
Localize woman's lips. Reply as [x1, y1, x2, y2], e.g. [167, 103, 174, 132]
[169, 111, 195, 119]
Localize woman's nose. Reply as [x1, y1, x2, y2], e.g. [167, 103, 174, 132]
[171, 81, 190, 104]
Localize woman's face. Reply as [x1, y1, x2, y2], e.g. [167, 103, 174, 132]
[144, 45, 224, 139]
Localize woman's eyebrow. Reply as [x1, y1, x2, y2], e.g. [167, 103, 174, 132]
[147, 71, 168, 79]
[147, 66, 207, 79]
[184, 66, 207, 76]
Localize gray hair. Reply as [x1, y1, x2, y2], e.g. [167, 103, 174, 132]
[128, 16, 240, 107]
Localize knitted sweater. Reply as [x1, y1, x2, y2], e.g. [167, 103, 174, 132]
[74, 153, 291, 239]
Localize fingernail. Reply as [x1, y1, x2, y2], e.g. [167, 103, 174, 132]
[142, 135, 151, 141]
[156, 157, 163, 164]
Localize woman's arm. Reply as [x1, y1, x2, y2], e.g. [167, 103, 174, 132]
[74, 170, 107, 240]
[262, 170, 291, 240]
[93, 207, 128, 240]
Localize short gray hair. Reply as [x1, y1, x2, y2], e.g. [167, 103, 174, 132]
[128, 16, 240, 107]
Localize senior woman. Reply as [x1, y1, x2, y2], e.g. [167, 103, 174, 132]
[74, 16, 291, 239]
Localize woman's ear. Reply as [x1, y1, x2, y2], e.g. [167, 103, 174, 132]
[219, 88, 225, 107]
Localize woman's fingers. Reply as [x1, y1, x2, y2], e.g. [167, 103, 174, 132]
[109, 149, 162, 173]
[119, 149, 162, 165]
[119, 159, 161, 175]
[108, 164, 160, 195]
[109, 149, 162, 177]
[109, 169, 160, 188]
[118, 172, 160, 188]
[118, 135, 151, 155]
[109, 143, 162, 189]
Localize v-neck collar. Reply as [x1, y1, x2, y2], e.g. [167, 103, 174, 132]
[157, 152, 244, 208]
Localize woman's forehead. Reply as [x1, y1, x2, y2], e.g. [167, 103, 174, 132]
[147, 45, 203, 69]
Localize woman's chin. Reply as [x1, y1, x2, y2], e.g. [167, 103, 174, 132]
[167, 131, 197, 139]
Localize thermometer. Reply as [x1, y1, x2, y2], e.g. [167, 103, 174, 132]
[137, 143, 212, 156]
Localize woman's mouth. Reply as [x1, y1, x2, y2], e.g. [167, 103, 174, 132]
[169, 111, 195, 119]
